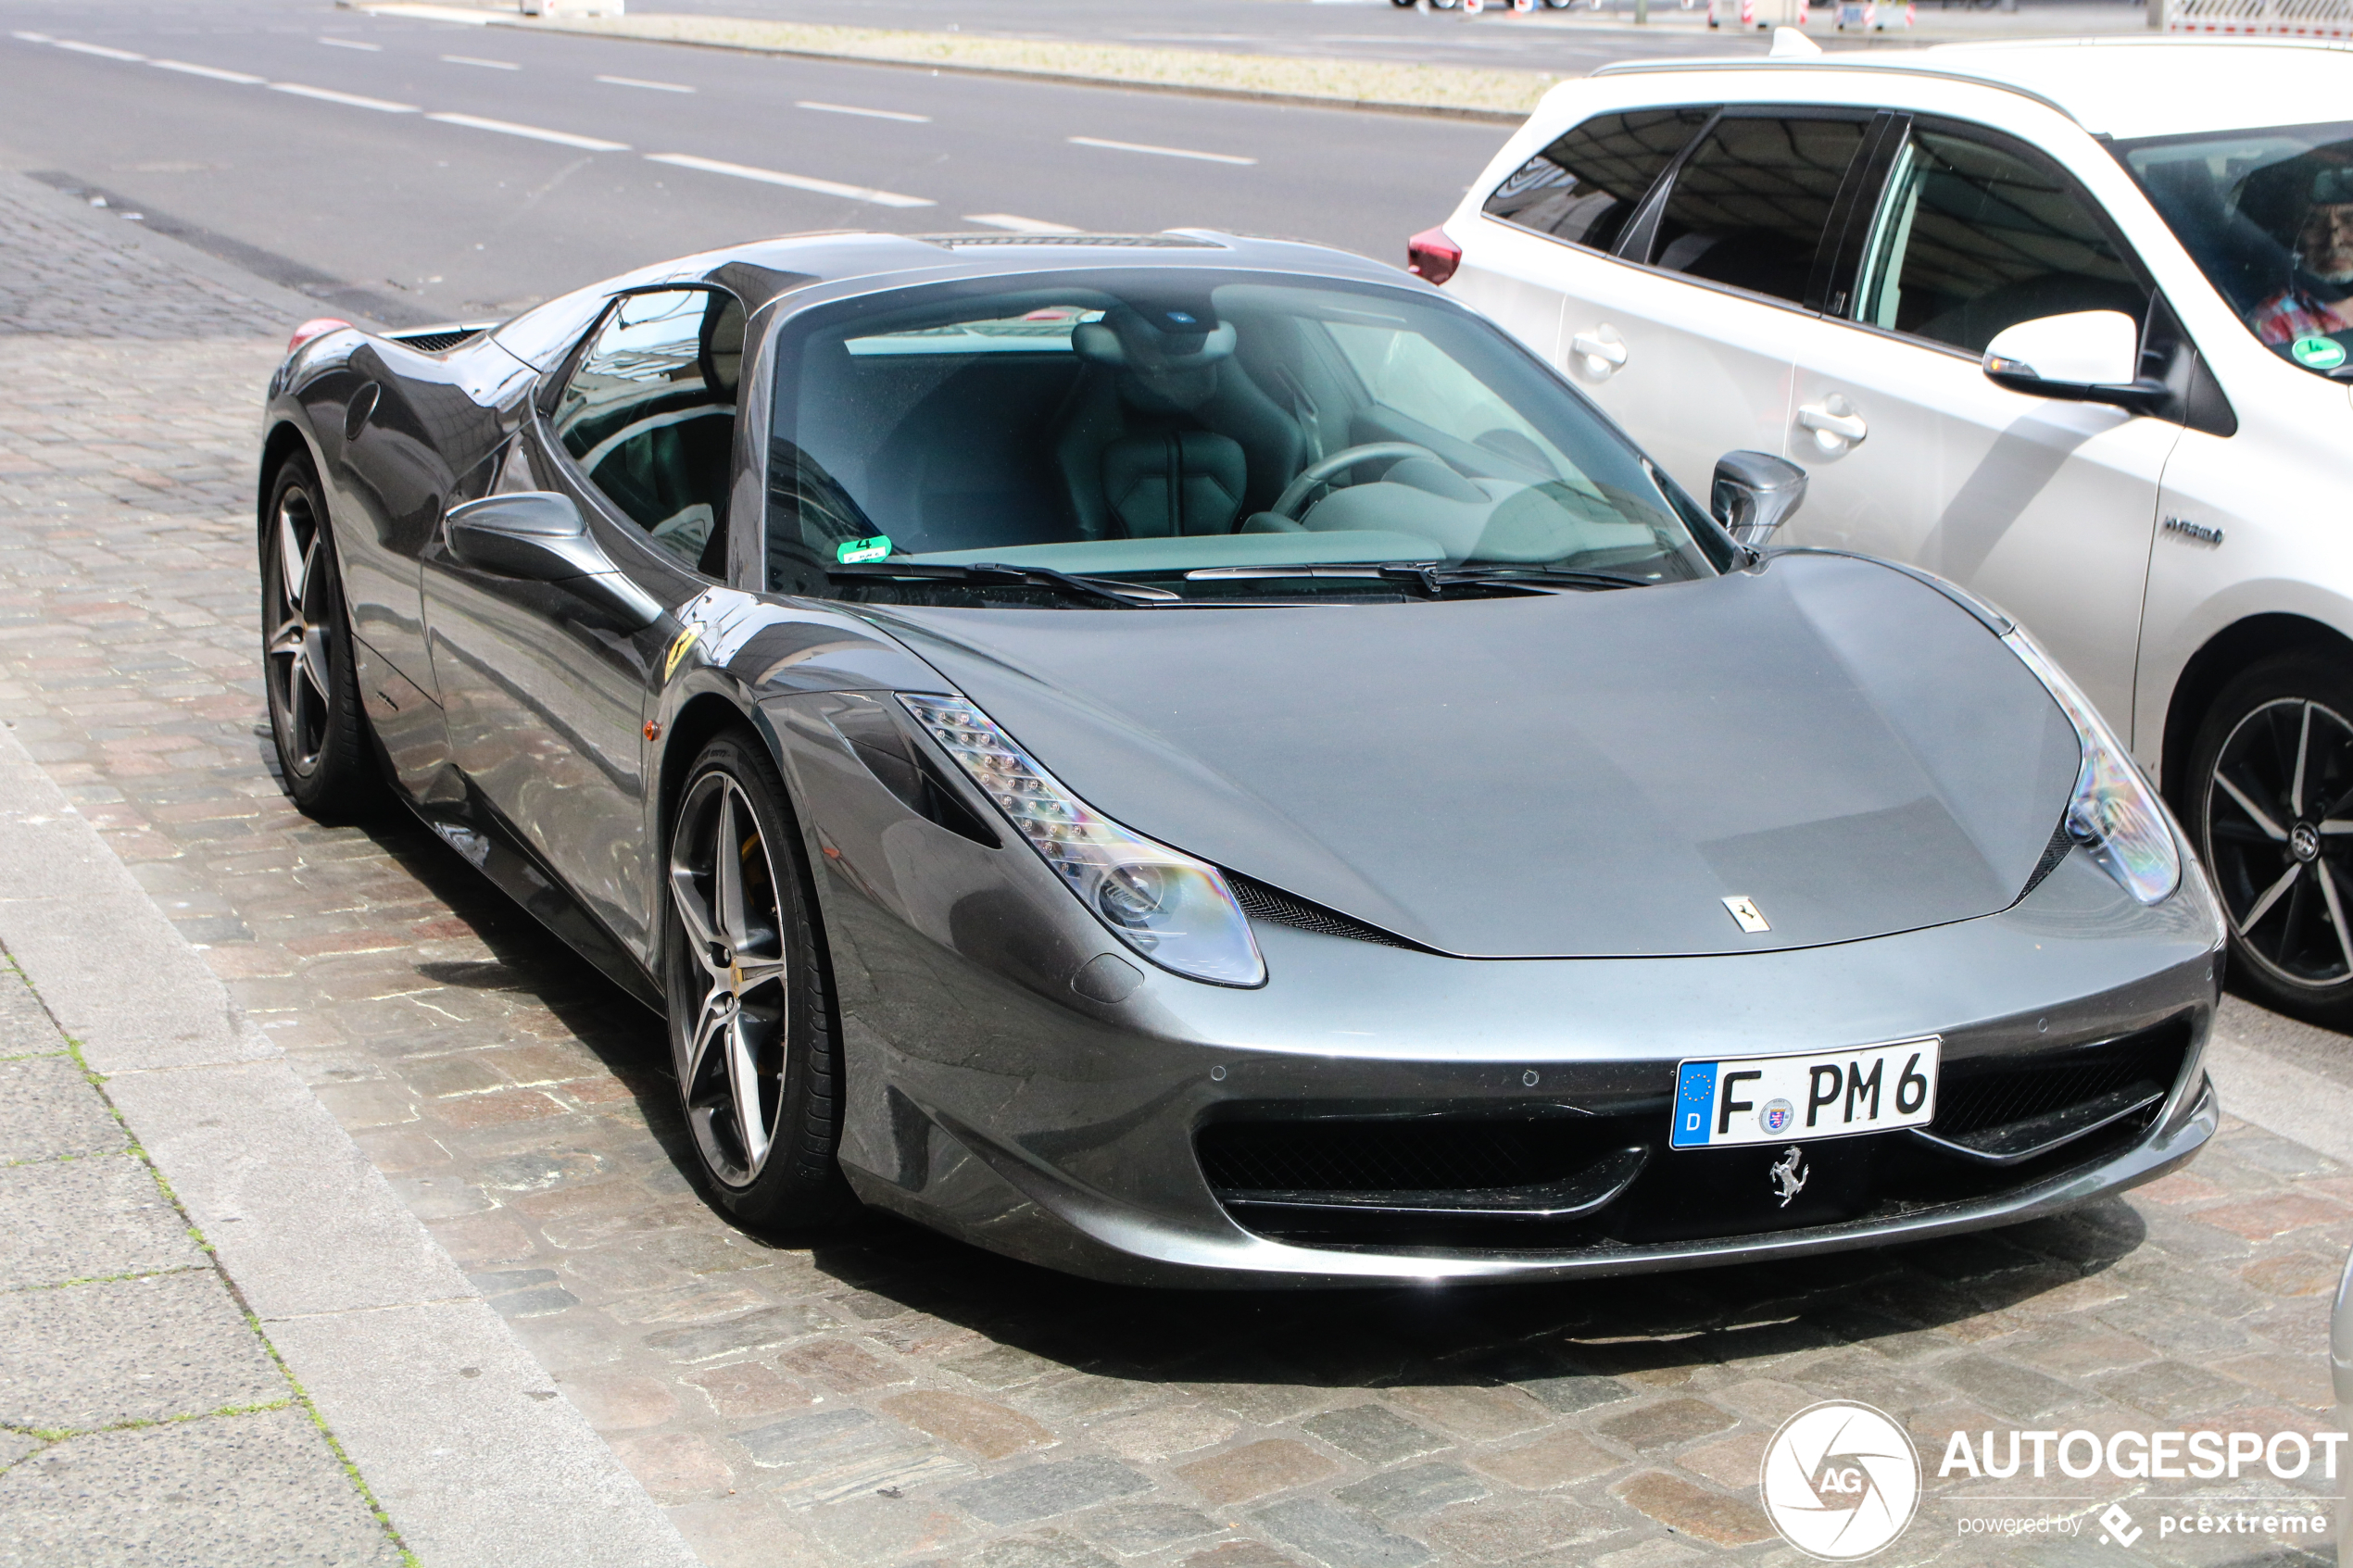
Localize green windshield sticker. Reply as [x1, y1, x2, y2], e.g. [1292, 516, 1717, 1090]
[2291, 335, 2347, 370]
[837, 535, 892, 564]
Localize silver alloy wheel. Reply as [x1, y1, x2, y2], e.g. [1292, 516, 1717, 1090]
[265, 489, 334, 775]
[2205, 696, 2353, 989]
[669, 771, 790, 1187]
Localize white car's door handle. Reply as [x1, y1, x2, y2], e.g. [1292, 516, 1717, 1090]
[1796, 395, 1868, 452]
[1569, 325, 1628, 378]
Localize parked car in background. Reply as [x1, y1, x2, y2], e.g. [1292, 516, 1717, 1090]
[1417, 38, 2353, 1024]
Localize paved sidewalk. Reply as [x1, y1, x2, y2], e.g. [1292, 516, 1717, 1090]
[1, 156, 2349, 1568]
[0, 954, 406, 1568]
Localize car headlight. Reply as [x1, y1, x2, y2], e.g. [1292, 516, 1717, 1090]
[899, 694, 1267, 987]
[2004, 629, 2181, 905]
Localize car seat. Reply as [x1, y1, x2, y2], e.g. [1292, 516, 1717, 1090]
[1052, 306, 1303, 538]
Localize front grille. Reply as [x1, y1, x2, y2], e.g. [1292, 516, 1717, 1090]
[1199, 1014, 2196, 1253]
[1931, 1020, 2189, 1138]
[1227, 874, 1416, 949]
[1200, 1117, 1587, 1194]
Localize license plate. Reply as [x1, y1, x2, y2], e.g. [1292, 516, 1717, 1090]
[1670, 1038, 1941, 1149]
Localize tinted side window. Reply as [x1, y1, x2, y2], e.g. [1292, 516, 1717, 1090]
[1483, 107, 1716, 253]
[550, 287, 745, 573]
[1648, 115, 1869, 306]
[1851, 126, 2146, 355]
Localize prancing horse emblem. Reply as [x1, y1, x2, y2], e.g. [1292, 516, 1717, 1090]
[1768, 1147, 1808, 1208]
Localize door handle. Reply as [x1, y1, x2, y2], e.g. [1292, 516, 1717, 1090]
[1796, 394, 1868, 453]
[1569, 325, 1628, 379]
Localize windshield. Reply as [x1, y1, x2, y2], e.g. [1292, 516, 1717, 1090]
[2117, 121, 2353, 380]
[764, 270, 1733, 606]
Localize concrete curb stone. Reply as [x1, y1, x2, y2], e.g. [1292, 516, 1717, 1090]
[0, 719, 698, 1568]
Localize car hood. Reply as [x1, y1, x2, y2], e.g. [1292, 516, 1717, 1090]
[861, 555, 2082, 958]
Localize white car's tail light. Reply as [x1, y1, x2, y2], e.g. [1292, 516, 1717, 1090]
[1406, 226, 1461, 286]
[900, 695, 1266, 987]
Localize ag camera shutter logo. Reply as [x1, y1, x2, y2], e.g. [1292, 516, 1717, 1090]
[1759, 1401, 1921, 1559]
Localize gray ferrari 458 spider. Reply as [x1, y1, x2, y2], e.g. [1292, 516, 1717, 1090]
[256, 229, 2222, 1286]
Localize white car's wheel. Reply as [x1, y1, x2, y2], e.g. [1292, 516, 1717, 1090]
[2191, 656, 2353, 1027]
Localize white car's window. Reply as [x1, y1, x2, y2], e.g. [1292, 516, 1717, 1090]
[1482, 107, 1716, 254]
[550, 288, 744, 573]
[1643, 114, 1870, 307]
[2116, 121, 2353, 381]
[1850, 125, 2146, 355]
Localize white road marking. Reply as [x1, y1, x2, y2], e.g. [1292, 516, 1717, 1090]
[10, 31, 56, 44]
[596, 74, 694, 93]
[797, 101, 931, 123]
[152, 59, 267, 84]
[441, 55, 520, 70]
[319, 36, 383, 51]
[53, 39, 147, 61]
[358, 1, 494, 20]
[963, 213, 1081, 234]
[269, 82, 420, 113]
[645, 153, 933, 208]
[1068, 136, 1256, 166]
[427, 112, 627, 151]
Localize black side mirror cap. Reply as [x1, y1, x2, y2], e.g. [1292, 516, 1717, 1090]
[1982, 363, 2171, 415]
[1711, 450, 1808, 547]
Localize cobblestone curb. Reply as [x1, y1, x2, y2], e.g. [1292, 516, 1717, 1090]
[0, 166, 697, 1568]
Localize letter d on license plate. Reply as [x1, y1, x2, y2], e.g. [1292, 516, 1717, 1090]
[1670, 1038, 1940, 1149]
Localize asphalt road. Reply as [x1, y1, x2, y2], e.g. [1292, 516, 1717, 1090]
[0, 0, 1544, 326]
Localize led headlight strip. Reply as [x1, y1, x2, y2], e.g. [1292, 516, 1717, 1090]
[898, 694, 1267, 987]
[2005, 631, 2181, 906]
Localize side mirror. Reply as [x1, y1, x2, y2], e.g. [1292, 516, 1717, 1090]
[443, 492, 663, 628]
[1711, 450, 1808, 547]
[1982, 311, 2166, 412]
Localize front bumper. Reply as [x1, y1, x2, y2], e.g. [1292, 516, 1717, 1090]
[772, 690, 2226, 1288]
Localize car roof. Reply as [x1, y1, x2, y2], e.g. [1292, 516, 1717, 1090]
[1594, 37, 2353, 140]
[680, 229, 1416, 315]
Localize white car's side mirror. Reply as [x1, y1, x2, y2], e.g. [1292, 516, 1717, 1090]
[1982, 311, 2163, 413]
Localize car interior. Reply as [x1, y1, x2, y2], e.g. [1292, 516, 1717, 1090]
[549, 288, 744, 576]
[2122, 127, 2353, 367]
[764, 278, 1714, 596]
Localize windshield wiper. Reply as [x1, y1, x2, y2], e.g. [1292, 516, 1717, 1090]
[1398, 564, 1647, 593]
[1183, 563, 1644, 596]
[827, 561, 1179, 607]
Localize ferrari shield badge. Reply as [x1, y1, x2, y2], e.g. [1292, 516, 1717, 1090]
[1721, 895, 1770, 934]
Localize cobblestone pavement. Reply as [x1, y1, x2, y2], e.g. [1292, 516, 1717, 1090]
[1, 167, 2347, 1568]
[0, 956, 406, 1567]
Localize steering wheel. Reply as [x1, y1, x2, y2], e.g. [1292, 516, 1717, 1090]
[1268, 442, 1447, 521]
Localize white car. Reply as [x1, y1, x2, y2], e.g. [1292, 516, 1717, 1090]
[1418, 38, 2353, 1024]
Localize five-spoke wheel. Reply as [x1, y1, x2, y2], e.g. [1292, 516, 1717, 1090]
[259, 454, 373, 815]
[2192, 656, 2353, 1024]
[662, 733, 852, 1226]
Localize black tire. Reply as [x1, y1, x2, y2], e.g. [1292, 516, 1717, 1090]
[661, 730, 856, 1231]
[259, 454, 378, 819]
[2186, 653, 2353, 1028]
